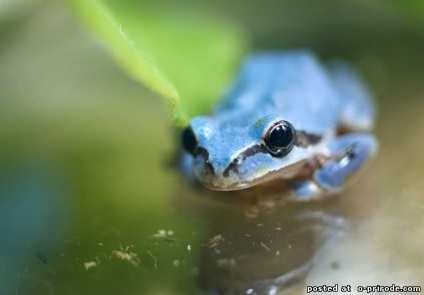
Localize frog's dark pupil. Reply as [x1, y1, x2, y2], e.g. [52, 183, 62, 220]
[182, 127, 198, 155]
[264, 121, 295, 157]
[269, 124, 293, 148]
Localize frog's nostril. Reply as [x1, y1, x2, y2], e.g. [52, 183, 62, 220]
[205, 160, 215, 175]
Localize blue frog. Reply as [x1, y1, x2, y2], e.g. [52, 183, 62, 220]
[181, 51, 377, 200]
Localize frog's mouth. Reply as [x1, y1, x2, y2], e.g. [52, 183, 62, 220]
[198, 160, 307, 191]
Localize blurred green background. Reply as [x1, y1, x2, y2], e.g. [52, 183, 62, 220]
[1, 0, 424, 294]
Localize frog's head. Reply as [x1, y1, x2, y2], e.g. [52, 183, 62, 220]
[181, 115, 318, 191]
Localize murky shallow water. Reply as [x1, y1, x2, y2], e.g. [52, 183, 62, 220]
[1, 2, 424, 295]
[2, 95, 423, 295]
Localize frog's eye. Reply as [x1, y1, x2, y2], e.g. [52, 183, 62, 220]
[263, 120, 295, 157]
[182, 127, 198, 155]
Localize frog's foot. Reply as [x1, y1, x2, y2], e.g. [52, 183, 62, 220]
[290, 133, 378, 201]
[290, 181, 326, 201]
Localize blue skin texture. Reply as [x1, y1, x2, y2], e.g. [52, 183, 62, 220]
[182, 51, 377, 200]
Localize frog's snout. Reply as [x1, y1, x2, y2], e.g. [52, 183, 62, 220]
[192, 152, 248, 191]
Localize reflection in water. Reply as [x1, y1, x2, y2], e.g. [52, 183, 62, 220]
[0, 160, 72, 295]
[180, 186, 352, 295]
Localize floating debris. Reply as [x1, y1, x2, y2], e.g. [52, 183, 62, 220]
[208, 233, 224, 248]
[187, 245, 192, 253]
[146, 251, 157, 270]
[150, 229, 178, 243]
[260, 241, 271, 252]
[84, 261, 98, 270]
[112, 250, 140, 267]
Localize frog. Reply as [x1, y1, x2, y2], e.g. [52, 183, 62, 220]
[180, 50, 377, 200]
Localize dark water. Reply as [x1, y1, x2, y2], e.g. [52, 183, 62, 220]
[1, 1, 424, 294]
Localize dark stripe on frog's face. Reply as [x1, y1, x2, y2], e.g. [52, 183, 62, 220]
[223, 144, 267, 177]
[221, 130, 322, 178]
[294, 131, 322, 147]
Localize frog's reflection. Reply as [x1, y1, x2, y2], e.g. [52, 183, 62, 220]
[180, 185, 351, 295]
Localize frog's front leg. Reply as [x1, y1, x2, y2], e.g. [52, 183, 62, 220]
[290, 133, 378, 201]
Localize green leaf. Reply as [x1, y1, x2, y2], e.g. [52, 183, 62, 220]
[68, 0, 248, 126]
[356, 0, 424, 28]
[386, 0, 424, 26]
